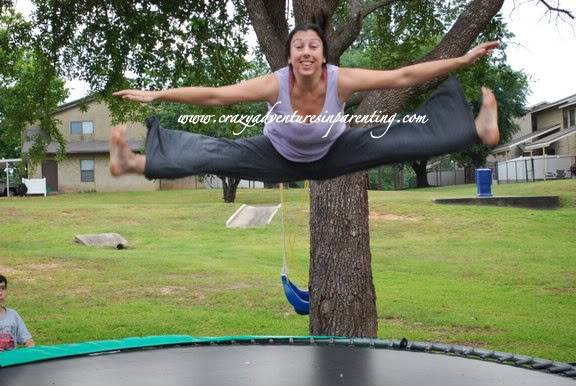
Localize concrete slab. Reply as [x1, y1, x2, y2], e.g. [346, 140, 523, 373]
[226, 204, 280, 228]
[74, 233, 128, 249]
[434, 196, 560, 209]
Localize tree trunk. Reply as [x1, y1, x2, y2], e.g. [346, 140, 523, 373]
[393, 164, 404, 190]
[377, 167, 385, 190]
[245, 0, 504, 339]
[411, 160, 430, 188]
[219, 176, 241, 203]
[309, 172, 377, 337]
[465, 165, 474, 184]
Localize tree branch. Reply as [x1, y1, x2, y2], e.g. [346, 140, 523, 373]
[244, 0, 289, 71]
[331, 0, 401, 60]
[346, 91, 368, 109]
[293, 0, 338, 25]
[331, 15, 362, 62]
[362, 0, 401, 18]
[355, 0, 505, 119]
[538, 0, 574, 19]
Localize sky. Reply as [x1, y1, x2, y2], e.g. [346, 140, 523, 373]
[12, 0, 576, 107]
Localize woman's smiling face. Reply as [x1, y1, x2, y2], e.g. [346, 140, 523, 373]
[288, 29, 326, 76]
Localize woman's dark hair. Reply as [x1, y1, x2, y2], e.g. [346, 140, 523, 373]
[285, 12, 329, 62]
[0, 274, 7, 288]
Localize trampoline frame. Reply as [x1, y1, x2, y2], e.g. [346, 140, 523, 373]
[1, 335, 574, 379]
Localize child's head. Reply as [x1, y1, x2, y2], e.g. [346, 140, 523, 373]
[0, 274, 6, 305]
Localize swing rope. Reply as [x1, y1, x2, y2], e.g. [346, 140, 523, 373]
[279, 183, 310, 315]
[280, 183, 289, 276]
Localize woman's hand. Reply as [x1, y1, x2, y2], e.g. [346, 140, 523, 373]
[112, 89, 160, 103]
[462, 41, 499, 65]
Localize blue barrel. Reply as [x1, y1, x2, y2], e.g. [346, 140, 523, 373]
[476, 168, 493, 197]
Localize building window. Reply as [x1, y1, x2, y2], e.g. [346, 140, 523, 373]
[564, 109, 569, 129]
[71, 121, 94, 135]
[80, 159, 94, 182]
[570, 108, 575, 127]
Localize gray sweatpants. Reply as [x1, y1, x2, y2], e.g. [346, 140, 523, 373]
[143, 76, 481, 183]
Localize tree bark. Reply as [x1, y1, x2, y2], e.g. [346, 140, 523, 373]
[219, 176, 241, 203]
[246, 0, 504, 339]
[393, 164, 404, 190]
[377, 167, 385, 190]
[411, 160, 430, 188]
[309, 172, 377, 337]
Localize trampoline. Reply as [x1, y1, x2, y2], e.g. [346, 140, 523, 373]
[1, 336, 574, 386]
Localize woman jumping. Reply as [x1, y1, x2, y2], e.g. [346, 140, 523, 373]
[109, 22, 499, 183]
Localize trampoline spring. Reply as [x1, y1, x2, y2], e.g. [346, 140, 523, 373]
[352, 338, 372, 348]
[431, 343, 450, 353]
[410, 342, 427, 352]
[548, 364, 573, 374]
[514, 358, 534, 366]
[462, 349, 473, 357]
[480, 351, 497, 360]
[531, 360, 554, 370]
[494, 352, 514, 362]
[372, 340, 386, 349]
[470, 348, 490, 357]
[449, 345, 467, 355]
[398, 338, 408, 350]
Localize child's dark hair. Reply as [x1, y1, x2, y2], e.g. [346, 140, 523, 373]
[285, 11, 329, 61]
[0, 274, 7, 288]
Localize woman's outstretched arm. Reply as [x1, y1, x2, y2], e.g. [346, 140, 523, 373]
[112, 73, 278, 106]
[338, 41, 499, 99]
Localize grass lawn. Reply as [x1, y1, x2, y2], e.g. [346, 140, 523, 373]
[0, 180, 574, 362]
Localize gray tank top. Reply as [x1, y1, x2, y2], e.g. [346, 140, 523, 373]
[263, 64, 346, 162]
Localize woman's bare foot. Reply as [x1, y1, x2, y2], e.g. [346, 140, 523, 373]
[475, 87, 500, 146]
[109, 124, 145, 176]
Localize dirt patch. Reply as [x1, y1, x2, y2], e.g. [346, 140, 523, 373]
[0, 265, 20, 275]
[61, 210, 77, 216]
[219, 283, 253, 291]
[0, 208, 25, 221]
[542, 287, 576, 295]
[370, 212, 420, 222]
[25, 263, 63, 271]
[159, 286, 187, 296]
[0, 262, 71, 282]
[110, 285, 208, 304]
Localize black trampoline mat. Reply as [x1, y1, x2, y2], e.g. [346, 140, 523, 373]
[1, 345, 573, 386]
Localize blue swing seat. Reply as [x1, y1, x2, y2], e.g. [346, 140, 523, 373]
[281, 273, 309, 315]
